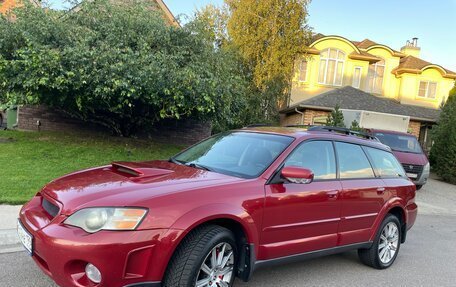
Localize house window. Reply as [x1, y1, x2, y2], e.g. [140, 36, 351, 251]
[318, 48, 345, 86]
[312, 116, 327, 126]
[418, 81, 437, 99]
[367, 59, 385, 94]
[352, 66, 362, 88]
[298, 60, 308, 82]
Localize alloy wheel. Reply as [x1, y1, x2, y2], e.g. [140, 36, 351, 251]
[378, 222, 399, 264]
[195, 242, 235, 287]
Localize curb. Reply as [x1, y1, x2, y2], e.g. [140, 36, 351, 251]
[0, 229, 21, 253]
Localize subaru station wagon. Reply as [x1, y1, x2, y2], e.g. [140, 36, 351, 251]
[18, 126, 417, 287]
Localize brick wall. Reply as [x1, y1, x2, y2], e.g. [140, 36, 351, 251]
[408, 120, 421, 138]
[17, 105, 211, 146]
[303, 110, 330, 125]
[17, 105, 101, 133]
[280, 109, 330, 126]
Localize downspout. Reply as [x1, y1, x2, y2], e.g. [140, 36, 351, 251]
[295, 107, 305, 125]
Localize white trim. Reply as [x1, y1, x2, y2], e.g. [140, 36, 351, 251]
[317, 48, 345, 86]
[367, 58, 385, 93]
[417, 80, 438, 99]
[298, 59, 308, 82]
[352, 66, 362, 88]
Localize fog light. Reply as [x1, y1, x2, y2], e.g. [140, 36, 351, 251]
[85, 263, 102, 283]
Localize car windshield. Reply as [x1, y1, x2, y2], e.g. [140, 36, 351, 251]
[172, 132, 294, 178]
[374, 132, 422, 154]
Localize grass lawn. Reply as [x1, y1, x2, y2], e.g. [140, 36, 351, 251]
[0, 130, 183, 204]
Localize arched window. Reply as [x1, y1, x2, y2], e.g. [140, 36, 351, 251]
[318, 48, 345, 86]
[367, 59, 385, 94]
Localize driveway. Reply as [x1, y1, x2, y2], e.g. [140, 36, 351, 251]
[1, 178, 455, 287]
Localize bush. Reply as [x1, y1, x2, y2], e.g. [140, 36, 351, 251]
[0, 1, 246, 136]
[430, 94, 456, 184]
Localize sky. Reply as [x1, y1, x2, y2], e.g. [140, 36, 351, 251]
[48, 0, 456, 71]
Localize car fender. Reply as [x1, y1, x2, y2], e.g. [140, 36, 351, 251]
[170, 203, 260, 246]
[149, 203, 260, 280]
[369, 197, 406, 241]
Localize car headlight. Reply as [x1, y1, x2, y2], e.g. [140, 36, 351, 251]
[64, 208, 148, 233]
[423, 162, 430, 172]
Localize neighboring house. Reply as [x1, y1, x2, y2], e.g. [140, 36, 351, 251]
[281, 34, 456, 150]
[0, 0, 40, 14]
[71, 0, 180, 27]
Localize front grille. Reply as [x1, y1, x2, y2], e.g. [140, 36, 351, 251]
[42, 198, 59, 218]
[402, 164, 424, 178]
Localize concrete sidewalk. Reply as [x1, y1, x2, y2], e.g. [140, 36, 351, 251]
[0, 205, 23, 254]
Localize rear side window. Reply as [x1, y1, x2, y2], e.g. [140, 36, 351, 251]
[335, 142, 375, 179]
[365, 147, 406, 178]
[285, 141, 336, 180]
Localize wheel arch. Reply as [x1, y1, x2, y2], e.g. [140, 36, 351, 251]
[161, 204, 259, 281]
[370, 198, 407, 242]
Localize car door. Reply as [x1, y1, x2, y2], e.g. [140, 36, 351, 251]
[335, 142, 387, 246]
[261, 140, 342, 260]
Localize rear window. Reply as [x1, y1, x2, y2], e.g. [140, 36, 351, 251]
[364, 147, 406, 178]
[374, 132, 422, 154]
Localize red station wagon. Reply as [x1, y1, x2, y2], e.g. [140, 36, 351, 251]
[18, 126, 418, 287]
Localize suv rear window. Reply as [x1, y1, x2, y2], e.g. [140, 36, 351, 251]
[365, 147, 406, 178]
[374, 132, 422, 154]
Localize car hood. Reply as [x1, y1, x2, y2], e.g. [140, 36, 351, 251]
[42, 160, 241, 215]
[392, 150, 428, 166]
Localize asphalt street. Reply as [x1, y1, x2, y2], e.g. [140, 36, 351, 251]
[1, 178, 455, 286]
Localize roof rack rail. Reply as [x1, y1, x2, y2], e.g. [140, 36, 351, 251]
[285, 124, 314, 128]
[244, 123, 272, 128]
[308, 126, 378, 140]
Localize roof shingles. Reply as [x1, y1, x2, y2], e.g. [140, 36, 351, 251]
[284, 86, 441, 122]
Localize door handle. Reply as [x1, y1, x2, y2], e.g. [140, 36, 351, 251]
[377, 187, 386, 194]
[327, 190, 339, 199]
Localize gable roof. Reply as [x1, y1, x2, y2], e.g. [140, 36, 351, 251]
[282, 86, 441, 122]
[356, 38, 378, 49]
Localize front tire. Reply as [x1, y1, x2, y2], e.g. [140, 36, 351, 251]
[415, 185, 423, 190]
[358, 214, 401, 269]
[163, 225, 237, 287]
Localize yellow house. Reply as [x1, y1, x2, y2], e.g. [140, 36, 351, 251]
[281, 34, 456, 151]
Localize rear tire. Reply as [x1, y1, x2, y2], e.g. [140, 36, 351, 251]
[415, 185, 423, 190]
[163, 225, 238, 287]
[358, 214, 401, 269]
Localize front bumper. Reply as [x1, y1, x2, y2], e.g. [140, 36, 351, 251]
[19, 196, 183, 287]
[413, 167, 429, 186]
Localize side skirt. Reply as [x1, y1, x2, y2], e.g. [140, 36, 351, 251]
[253, 242, 373, 271]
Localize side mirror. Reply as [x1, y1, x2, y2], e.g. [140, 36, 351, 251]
[281, 166, 314, 184]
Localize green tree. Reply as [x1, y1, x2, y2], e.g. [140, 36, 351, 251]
[0, 0, 246, 136]
[326, 105, 345, 127]
[350, 120, 363, 131]
[226, 0, 311, 120]
[430, 94, 456, 184]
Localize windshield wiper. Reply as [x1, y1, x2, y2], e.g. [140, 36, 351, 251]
[186, 162, 213, 172]
[169, 158, 186, 165]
